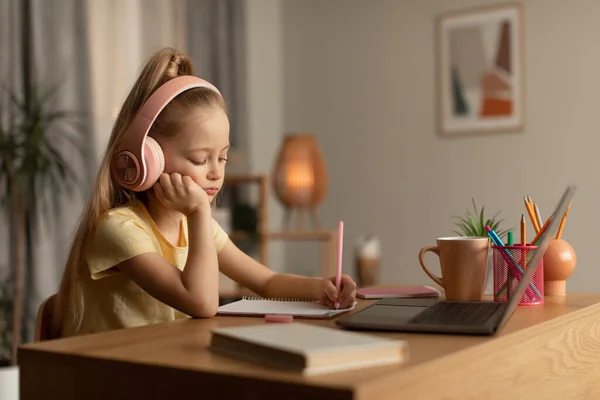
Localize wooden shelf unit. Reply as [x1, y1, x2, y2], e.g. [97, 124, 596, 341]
[222, 174, 338, 283]
[222, 174, 269, 266]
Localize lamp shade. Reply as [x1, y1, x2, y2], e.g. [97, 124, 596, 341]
[272, 133, 327, 208]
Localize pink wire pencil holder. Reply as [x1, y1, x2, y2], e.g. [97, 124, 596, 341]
[492, 245, 544, 306]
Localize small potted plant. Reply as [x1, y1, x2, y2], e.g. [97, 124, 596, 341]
[452, 199, 510, 295]
[452, 199, 509, 240]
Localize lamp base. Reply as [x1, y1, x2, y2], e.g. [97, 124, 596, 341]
[283, 207, 321, 231]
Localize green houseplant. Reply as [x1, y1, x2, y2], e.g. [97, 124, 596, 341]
[0, 82, 87, 365]
[452, 199, 510, 240]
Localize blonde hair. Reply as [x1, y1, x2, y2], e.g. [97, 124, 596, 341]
[53, 47, 226, 337]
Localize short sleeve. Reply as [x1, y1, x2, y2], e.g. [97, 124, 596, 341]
[85, 212, 160, 280]
[212, 219, 229, 253]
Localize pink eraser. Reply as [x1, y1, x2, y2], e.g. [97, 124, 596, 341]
[264, 314, 294, 323]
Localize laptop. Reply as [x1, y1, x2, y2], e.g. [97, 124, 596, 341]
[336, 185, 577, 335]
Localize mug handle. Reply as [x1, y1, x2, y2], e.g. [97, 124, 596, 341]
[418, 246, 444, 288]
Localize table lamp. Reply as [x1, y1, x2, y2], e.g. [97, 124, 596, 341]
[272, 133, 328, 230]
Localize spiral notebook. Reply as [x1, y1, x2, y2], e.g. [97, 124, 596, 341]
[217, 296, 357, 319]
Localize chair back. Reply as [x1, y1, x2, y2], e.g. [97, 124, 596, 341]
[35, 293, 58, 342]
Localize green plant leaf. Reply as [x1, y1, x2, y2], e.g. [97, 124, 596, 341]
[452, 199, 513, 238]
[467, 215, 474, 228]
[491, 219, 505, 231]
[455, 222, 472, 236]
[479, 205, 485, 232]
[490, 210, 501, 221]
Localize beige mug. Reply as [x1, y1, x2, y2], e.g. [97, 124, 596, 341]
[418, 237, 490, 301]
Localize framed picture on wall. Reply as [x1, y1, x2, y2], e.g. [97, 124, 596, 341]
[436, 3, 524, 136]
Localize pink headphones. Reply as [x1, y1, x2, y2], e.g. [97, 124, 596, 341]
[111, 75, 222, 191]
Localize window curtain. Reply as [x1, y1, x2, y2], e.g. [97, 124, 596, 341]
[0, 0, 248, 342]
[186, 0, 248, 163]
[87, 0, 188, 158]
[0, 0, 95, 341]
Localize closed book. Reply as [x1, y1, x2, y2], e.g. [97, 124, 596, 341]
[209, 323, 408, 375]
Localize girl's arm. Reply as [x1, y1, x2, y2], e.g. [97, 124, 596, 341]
[116, 205, 220, 318]
[117, 174, 220, 318]
[218, 240, 356, 307]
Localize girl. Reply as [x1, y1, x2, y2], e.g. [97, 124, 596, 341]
[53, 48, 356, 338]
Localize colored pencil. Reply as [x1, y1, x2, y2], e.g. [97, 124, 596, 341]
[520, 214, 526, 246]
[486, 226, 541, 299]
[520, 215, 526, 275]
[335, 221, 344, 310]
[527, 196, 540, 232]
[556, 200, 572, 239]
[524, 196, 540, 233]
[534, 203, 543, 231]
[530, 212, 555, 246]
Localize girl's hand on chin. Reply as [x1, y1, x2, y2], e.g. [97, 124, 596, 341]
[153, 173, 210, 215]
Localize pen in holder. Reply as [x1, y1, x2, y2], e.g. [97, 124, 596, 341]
[492, 245, 544, 306]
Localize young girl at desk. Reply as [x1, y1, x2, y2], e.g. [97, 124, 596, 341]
[53, 48, 356, 338]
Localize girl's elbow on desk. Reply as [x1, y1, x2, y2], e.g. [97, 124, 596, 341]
[179, 280, 220, 318]
[186, 297, 219, 318]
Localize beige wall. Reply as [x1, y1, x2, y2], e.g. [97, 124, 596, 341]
[280, 0, 597, 292]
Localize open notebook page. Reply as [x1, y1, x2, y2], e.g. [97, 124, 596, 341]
[217, 298, 357, 318]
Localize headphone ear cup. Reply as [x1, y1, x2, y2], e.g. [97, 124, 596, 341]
[137, 136, 165, 191]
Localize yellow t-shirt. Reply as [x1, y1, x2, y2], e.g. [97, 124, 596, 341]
[68, 199, 229, 337]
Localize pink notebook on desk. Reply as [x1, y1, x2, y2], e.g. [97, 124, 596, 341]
[356, 285, 440, 299]
[217, 296, 357, 319]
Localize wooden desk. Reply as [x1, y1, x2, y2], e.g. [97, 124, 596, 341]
[18, 293, 600, 399]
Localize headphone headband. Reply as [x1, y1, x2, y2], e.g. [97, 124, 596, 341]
[112, 75, 222, 190]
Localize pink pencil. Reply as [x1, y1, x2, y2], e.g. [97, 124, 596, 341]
[335, 221, 344, 309]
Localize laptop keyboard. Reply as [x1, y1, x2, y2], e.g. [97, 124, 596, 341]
[408, 301, 505, 326]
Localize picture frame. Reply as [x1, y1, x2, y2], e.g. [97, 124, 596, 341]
[436, 3, 524, 136]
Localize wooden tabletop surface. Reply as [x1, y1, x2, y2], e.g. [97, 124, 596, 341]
[18, 292, 600, 399]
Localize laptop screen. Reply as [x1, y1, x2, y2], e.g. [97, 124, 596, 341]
[498, 185, 577, 328]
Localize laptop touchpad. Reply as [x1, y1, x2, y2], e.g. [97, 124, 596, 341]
[377, 298, 439, 307]
[345, 304, 429, 324]
[372, 305, 429, 319]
